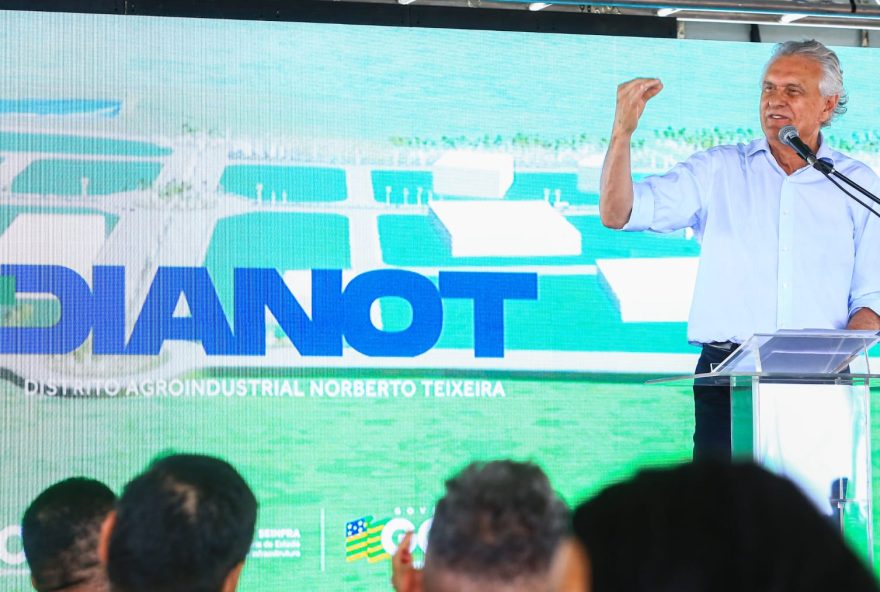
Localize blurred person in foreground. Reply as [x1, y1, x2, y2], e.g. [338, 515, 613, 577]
[22, 477, 116, 592]
[391, 460, 570, 592]
[98, 454, 257, 592]
[566, 461, 878, 592]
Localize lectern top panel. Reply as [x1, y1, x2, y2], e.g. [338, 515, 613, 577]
[714, 331, 880, 375]
[647, 372, 880, 387]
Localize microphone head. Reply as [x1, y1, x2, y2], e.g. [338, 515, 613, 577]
[778, 125, 798, 144]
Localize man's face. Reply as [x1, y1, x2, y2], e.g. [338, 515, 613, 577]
[760, 54, 839, 146]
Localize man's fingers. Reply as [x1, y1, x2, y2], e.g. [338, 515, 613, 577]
[618, 78, 663, 101]
[643, 80, 664, 100]
[393, 531, 414, 565]
[391, 532, 417, 592]
[399, 530, 413, 550]
[613, 77, 662, 134]
[618, 77, 661, 91]
[619, 76, 659, 87]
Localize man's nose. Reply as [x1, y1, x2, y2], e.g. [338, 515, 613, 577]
[766, 90, 785, 107]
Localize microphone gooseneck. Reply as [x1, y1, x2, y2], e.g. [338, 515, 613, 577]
[775, 126, 880, 218]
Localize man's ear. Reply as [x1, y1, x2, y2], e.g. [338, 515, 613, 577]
[97, 511, 116, 566]
[221, 561, 245, 592]
[820, 94, 839, 125]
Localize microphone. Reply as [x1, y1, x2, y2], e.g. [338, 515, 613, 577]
[778, 126, 833, 174]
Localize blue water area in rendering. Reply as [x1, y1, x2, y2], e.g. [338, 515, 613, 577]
[371, 170, 657, 205]
[0, 132, 170, 156]
[505, 172, 594, 204]
[378, 274, 691, 354]
[371, 170, 433, 205]
[203, 212, 351, 311]
[221, 165, 347, 202]
[12, 160, 162, 196]
[378, 214, 699, 267]
[0, 99, 121, 116]
[372, 170, 600, 204]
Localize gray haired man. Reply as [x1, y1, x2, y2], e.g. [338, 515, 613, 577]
[599, 40, 880, 460]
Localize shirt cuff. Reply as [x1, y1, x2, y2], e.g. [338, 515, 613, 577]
[849, 295, 880, 320]
[622, 181, 655, 232]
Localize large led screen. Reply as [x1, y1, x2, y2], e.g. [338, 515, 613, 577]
[1, 10, 879, 590]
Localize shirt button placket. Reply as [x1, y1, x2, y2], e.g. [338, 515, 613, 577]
[777, 184, 794, 329]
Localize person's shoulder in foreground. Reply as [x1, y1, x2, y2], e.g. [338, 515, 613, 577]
[22, 477, 116, 592]
[99, 453, 258, 592]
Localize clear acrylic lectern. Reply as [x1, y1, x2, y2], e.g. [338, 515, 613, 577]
[653, 330, 880, 563]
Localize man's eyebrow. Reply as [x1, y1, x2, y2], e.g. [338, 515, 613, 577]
[761, 80, 806, 90]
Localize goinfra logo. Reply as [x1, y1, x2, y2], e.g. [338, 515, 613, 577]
[0, 266, 537, 358]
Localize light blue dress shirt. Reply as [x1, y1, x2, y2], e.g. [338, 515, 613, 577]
[624, 137, 880, 345]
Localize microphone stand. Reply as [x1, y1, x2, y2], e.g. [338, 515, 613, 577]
[810, 159, 880, 220]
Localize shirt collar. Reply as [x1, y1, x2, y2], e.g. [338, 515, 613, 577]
[747, 133, 830, 159]
[748, 133, 833, 177]
[815, 133, 832, 160]
[746, 137, 770, 157]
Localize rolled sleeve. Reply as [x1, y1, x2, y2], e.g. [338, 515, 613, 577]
[849, 207, 880, 319]
[622, 182, 656, 231]
[620, 149, 715, 234]
[848, 301, 880, 322]
[848, 171, 880, 318]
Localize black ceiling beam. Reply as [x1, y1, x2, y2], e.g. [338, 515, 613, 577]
[0, 0, 676, 38]
[0, 0, 123, 12]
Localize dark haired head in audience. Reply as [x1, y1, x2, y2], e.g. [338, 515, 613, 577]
[22, 477, 116, 592]
[98, 454, 257, 592]
[393, 460, 570, 592]
[570, 461, 878, 592]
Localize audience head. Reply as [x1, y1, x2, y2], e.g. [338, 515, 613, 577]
[22, 477, 115, 592]
[571, 461, 878, 592]
[422, 460, 569, 592]
[100, 454, 257, 592]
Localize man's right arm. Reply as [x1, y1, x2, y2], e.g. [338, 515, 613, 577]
[599, 78, 663, 229]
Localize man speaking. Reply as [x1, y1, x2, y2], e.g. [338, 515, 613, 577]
[599, 40, 880, 460]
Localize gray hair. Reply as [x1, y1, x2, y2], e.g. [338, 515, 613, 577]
[425, 460, 569, 584]
[766, 39, 848, 125]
